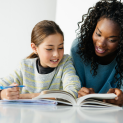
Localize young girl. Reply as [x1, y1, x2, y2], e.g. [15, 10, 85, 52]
[0, 20, 81, 100]
[71, 0, 123, 106]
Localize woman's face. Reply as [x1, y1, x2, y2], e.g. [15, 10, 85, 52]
[92, 18, 120, 60]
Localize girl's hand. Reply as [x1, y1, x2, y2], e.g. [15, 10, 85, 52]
[105, 88, 123, 106]
[1, 83, 20, 100]
[78, 87, 95, 98]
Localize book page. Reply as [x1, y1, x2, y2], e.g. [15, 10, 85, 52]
[41, 90, 75, 99]
[76, 93, 117, 105]
[33, 90, 77, 105]
[79, 99, 121, 108]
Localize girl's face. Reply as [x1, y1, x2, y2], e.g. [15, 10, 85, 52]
[32, 33, 64, 68]
[92, 18, 120, 62]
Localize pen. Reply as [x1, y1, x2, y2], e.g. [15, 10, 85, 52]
[0, 85, 25, 90]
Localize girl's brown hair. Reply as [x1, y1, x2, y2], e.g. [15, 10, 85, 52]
[27, 20, 64, 59]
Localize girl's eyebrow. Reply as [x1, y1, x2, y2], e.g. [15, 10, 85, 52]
[97, 27, 119, 38]
[59, 43, 64, 46]
[46, 43, 64, 46]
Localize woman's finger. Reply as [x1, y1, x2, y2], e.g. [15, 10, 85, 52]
[81, 87, 90, 94]
[107, 88, 115, 93]
[89, 88, 95, 93]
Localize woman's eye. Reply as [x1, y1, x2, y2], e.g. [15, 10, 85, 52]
[96, 32, 101, 36]
[109, 39, 117, 42]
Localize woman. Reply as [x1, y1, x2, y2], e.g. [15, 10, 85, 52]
[71, 0, 123, 106]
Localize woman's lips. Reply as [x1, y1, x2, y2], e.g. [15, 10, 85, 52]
[95, 46, 106, 54]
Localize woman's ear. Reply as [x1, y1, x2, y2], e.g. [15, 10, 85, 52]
[31, 43, 37, 54]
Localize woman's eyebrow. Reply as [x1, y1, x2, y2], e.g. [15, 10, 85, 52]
[97, 27, 102, 33]
[97, 27, 119, 38]
[109, 36, 119, 38]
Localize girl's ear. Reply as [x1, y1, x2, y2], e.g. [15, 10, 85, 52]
[31, 43, 37, 54]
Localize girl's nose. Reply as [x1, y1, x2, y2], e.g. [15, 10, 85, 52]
[53, 50, 59, 57]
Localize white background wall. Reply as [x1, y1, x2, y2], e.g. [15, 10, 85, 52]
[55, 0, 99, 54]
[0, 0, 100, 77]
[0, 0, 57, 77]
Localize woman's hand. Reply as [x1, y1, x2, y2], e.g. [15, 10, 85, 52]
[104, 88, 123, 106]
[78, 87, 95, 98]
[1, 83, 20, 100]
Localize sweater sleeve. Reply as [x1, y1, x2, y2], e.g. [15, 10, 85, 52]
[0, 62, 23, 86]
[61, 55, 81, 98]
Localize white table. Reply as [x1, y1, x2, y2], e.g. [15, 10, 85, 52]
[0, 103, 123, 123]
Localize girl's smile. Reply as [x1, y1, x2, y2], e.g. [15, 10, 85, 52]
[50, 59, 59, 64]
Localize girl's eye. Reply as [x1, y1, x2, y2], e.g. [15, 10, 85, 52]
[46, 49, 52, 51]
[46, 47, 64, 51]
[59, 47, 63, 49]
[96, 32, 101, 36]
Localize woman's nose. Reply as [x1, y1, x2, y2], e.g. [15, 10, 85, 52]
[97, 37, 107, 48]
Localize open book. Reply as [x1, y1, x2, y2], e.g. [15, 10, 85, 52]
[32, 90, 120, 108]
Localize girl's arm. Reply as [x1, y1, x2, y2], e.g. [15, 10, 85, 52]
[19, 92, 55, 99]
[0, 83, 20, 100]
[0, 61, 23, 88]
[19, 93, 40, 99]
[0, 60, 25, 100]
[62, 55, 81, 98]
[0, 91, 2, 99]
